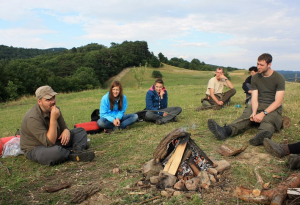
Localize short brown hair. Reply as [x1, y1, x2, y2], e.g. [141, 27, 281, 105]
[258, 53, 272, 64]
[155, 78, 164, 85]
[216, 67, 224, 72]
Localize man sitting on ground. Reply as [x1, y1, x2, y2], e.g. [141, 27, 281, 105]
[201, 67, 236, 108]
[207, 53, 285, 146]
[20, 85, 95, 166]
[242, 66, 258, 104]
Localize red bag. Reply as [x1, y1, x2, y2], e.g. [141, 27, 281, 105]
[74, 121, 102, 134]
[0, 135, 20, 154]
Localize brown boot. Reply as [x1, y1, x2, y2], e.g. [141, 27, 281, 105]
[288, 154, 300, 169]
[263, 138, 290, 158]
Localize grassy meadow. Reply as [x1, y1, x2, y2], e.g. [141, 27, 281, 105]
[1, 64, 300, 204]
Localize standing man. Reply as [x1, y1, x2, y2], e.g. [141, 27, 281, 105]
[20, 85, 95, 166]
[242, 66, 258, 104]
[208, 53, 285, 146]
[145, 78, 182, 125]
[201, 67, 236, 108]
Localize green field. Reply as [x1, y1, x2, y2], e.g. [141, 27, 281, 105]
[1, 65, 300, 204]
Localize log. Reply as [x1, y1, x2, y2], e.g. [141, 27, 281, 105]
[44, 182, 71, 193]
[188, 157, 201, 177]
[163, 136, 189, 175]
[253, 166, 264, 197]
[217, 144, 248, 157]
[234, 173, 300, 205]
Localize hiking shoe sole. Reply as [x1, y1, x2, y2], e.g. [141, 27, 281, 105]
[69, 151, 95, 162]
[249, 131, 272, 146]
[288, 154, 300, 169]
[263, 138, 285, 158]
[207, 119, 226, 140]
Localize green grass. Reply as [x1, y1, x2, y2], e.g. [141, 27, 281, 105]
[1, 65, 300, 204]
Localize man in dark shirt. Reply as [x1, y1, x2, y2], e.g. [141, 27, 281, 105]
[20, 85, 95, 166]
[242, 66, 258, 104]
[208, 53, 285, 146]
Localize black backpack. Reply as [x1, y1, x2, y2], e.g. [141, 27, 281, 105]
[91, 109, 100, 121]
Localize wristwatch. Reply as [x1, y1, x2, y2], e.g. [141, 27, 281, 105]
[263, 110, 268, 115]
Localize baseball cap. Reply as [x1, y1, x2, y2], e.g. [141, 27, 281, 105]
[35, 85, 58, 99]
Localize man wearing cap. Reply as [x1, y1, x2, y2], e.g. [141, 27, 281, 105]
[20, 85, 95, 166]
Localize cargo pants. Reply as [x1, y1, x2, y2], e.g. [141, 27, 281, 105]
[228, 103, 282, 136]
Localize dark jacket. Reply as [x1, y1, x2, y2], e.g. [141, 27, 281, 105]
[145, 85, 167, 116]
[242, 75, 252, 94]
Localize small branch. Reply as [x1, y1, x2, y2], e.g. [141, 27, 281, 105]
[139, 196, 160, 204]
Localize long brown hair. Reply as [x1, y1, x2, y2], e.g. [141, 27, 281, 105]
[109, 81, 123, 110]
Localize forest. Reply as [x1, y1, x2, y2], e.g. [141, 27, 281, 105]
[0, 41, 239, 102]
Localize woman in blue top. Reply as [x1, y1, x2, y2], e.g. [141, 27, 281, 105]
[145, 78, 182, 125]
[97, 81, 138, 132]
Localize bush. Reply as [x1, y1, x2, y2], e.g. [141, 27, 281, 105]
[152, 70, 163, 78]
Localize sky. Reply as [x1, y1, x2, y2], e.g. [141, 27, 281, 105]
[0, 0, 300, 71]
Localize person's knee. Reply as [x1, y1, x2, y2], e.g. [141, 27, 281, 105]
[97, 118, 105, 128]
[36, 146, 69, 166]
[132, 114, 138, 122]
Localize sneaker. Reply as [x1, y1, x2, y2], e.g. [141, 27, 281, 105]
[263, 138, 288, 158]
[68, 150, 95, 162]
[288, 154, 300, 169]
[249, 131, 272, 146]
[207, 119, 231, 140]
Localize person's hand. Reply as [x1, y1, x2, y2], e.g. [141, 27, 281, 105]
[160, 90, 165, 99]
[163, 112, 168, 117]
[253, 112, 265, 123]
[50, 105, 60, 120]
[113, 118, 120, 127]
[58, 129, 70, 146]
[248, 90, 252, 94]
[218, 101, 224, 106]
[220, 74, 227, 80]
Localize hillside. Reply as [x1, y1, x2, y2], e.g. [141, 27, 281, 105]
[1, 66, 300, 204]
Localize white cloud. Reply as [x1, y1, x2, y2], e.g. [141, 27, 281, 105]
[0, 0, 300, 70]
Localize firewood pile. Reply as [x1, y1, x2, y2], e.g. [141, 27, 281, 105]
[142, 128, 231, 196]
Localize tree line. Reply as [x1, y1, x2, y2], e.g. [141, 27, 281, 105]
[0, 41, 153, 102]
[0, 41, 239, 102]
[158, 53, 239, 72]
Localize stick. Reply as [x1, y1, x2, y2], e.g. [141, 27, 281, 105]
[253, 166, 264, 197]
[139, 196, 160, 204]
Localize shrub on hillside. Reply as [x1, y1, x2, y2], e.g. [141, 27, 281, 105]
[152, 70, 163, 78]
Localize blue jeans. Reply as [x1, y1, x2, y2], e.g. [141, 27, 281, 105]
[97, 114, 138, 129]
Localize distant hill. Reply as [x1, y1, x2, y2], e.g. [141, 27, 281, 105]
[276, 70, 300, 82]
[0, 45, 67, 60]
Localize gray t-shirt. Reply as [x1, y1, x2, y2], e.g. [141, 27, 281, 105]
[251, 71, 285, 105]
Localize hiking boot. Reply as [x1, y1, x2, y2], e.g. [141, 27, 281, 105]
[171, 117, 178, 122]
[207, 119, 232, 140]
[68, 145, 95, 162]
[249, 131, 272, 146]
[156, 119, 165, 125]
[288, 154, 300, 169]
[263, 138, 289, 158]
